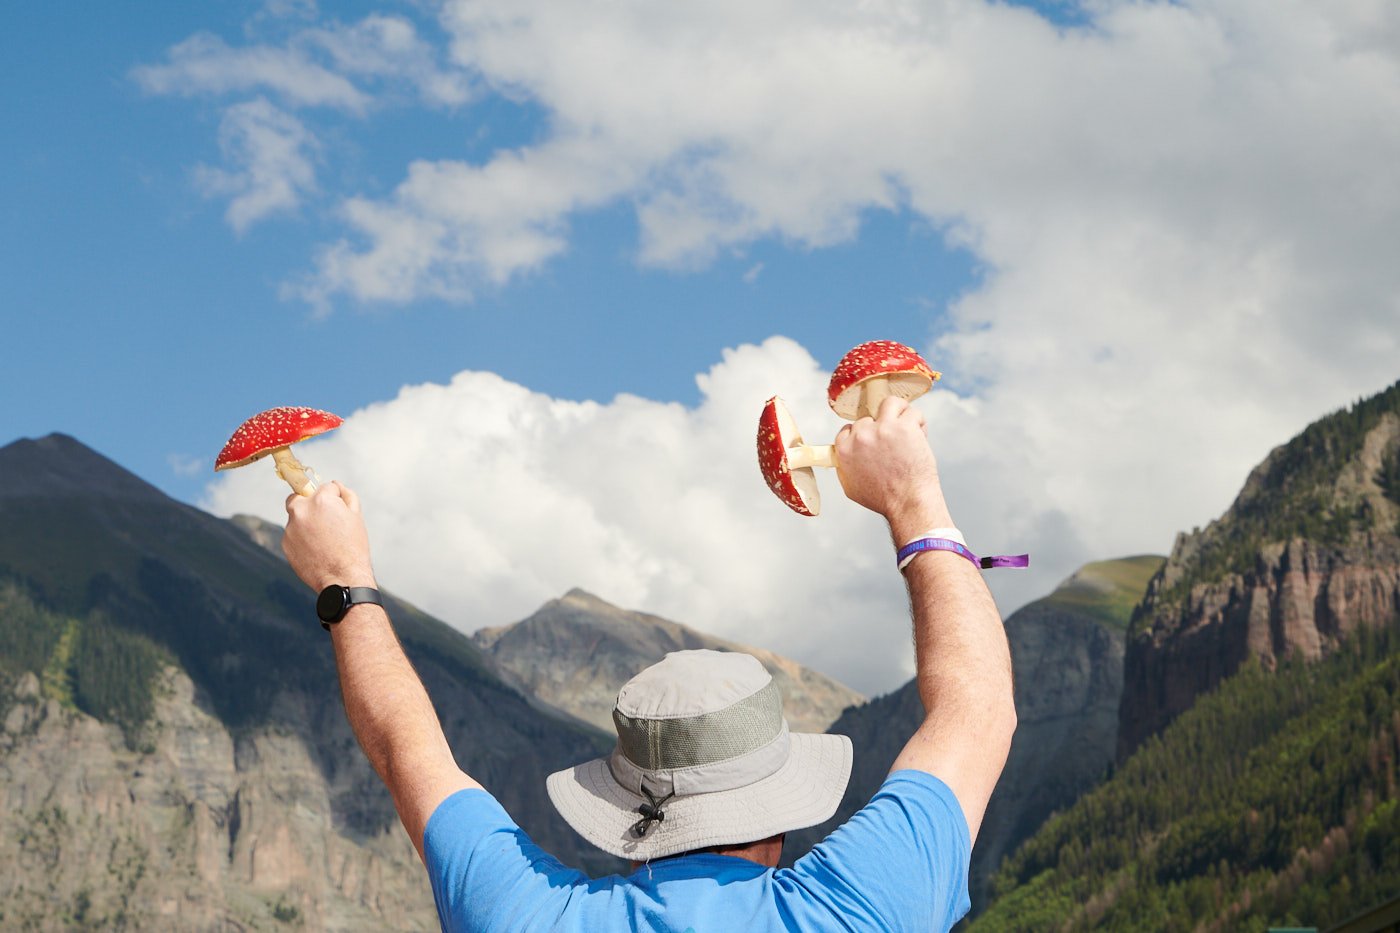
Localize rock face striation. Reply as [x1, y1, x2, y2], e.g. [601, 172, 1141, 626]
[1, 668, 435, 931]
[785, 556, 1162, 908]
[1119, 391, 1400, 760]
[0, 434, 613, 930]
[473, 588, 864, 736]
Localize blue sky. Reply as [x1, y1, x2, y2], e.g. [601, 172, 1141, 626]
[6, 1, 1398, 692]
[4, 1, 976, 505]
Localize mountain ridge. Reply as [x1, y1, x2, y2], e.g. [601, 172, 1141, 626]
[472, 587, 864, 735]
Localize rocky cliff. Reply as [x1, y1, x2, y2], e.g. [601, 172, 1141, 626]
[472, 588, 864, 735]
[785, 556, 1161, 908]
[1, 667, 433, 930]
[1119, 386, 1400, 759]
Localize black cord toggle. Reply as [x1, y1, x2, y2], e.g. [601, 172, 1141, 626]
[630, 787, 676, 839]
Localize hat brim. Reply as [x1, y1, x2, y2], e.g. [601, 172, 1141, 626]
[546, 732, 853, 861]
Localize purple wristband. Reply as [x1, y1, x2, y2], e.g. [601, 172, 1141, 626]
[896, 537, 1030, 571]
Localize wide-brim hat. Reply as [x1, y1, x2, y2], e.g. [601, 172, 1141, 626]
[547, 649, 853, 861]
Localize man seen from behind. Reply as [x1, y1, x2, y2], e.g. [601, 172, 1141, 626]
[280, 396, 1017, 931]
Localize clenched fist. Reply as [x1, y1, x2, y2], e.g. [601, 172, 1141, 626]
[834, 397, 954, 541]
[282, 481, 377, 592]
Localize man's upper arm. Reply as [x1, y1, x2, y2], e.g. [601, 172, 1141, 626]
[889, 705, 1011, 845]
[424, 789, 590, 932]
[388, 754, 482, 863]
[887, 550, 1018, 846]
[785, 771, 972, 931]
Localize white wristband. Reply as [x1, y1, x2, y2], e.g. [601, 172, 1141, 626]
[897, 527, 965, 570]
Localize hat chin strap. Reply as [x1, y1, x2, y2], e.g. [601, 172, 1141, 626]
[608, 724, 792, 798]
[629, 787, 677, 839]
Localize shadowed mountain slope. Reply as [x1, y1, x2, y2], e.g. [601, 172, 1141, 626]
[786, 555, 1162, 910]
[0, 434, 613, 929]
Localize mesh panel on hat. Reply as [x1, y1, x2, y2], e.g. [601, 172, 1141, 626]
[613, 680, 783, 770]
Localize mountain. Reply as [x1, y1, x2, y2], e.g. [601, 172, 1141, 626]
[968, 380, 1400, 930]
[471, 588, 864, 735]
[969, 619, 1400, 931]
[1119, 380, 1400, 758]
[785, 555, 1163, 907]
[0, 434, 613, 930]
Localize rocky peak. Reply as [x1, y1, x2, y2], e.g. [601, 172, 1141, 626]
[0, 433, 170, 504]
[472, 590, 864, 735]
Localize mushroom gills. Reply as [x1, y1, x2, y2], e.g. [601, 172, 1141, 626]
[757, 396, 835, 517]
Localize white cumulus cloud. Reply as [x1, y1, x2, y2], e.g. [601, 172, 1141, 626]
[203, 337, 1043, 694]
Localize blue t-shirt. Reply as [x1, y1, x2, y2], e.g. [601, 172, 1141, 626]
[424, 770, 971, 932]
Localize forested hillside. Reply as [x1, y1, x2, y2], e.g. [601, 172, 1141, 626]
[0, 580, 165, 749]
[970, 623, 1400, 931]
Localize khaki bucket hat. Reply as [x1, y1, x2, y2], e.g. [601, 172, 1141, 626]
[546, 649, 853, 861]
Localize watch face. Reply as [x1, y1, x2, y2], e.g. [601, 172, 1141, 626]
[316, 585, 349, 623]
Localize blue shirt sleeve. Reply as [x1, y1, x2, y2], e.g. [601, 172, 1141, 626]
[777, 770, 972, 932]
[424, 789, 597, 933]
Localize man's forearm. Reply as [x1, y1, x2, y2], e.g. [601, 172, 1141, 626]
[900, 546, 1015, 726]
[281, 483, 478, 859]
[887, 486, 1016, 841]
[332, 604, 480, 859]
[887, 501, 1013, 721]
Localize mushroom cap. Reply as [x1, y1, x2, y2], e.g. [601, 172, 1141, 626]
[757, 396, 820, 517]
[827, 340, 941, 420]
[214, 406, 343, 471]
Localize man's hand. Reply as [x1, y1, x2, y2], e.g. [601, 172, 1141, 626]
[833, 396, 954, 538]
[283, 481, 377, 592]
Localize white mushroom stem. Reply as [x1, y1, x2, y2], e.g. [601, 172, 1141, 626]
[858, 376, 892, 420]
[787, 444, 836, 470]
[271, 446, 320, 497]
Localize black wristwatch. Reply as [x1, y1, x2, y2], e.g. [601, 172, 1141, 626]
[316, 585, 383, 631]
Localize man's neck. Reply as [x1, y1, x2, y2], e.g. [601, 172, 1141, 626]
[705, 834, 784, 867]
[632, 833, 785, 871]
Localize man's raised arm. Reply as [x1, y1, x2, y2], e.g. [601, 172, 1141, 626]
[281, 482, 479, 862]
[834, 398, 1016, 844]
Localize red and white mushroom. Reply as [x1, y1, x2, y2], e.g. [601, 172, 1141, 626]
[214, 406, 343, 496]
[828, 340, 940, 420]
[757, 396, 835, 517]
